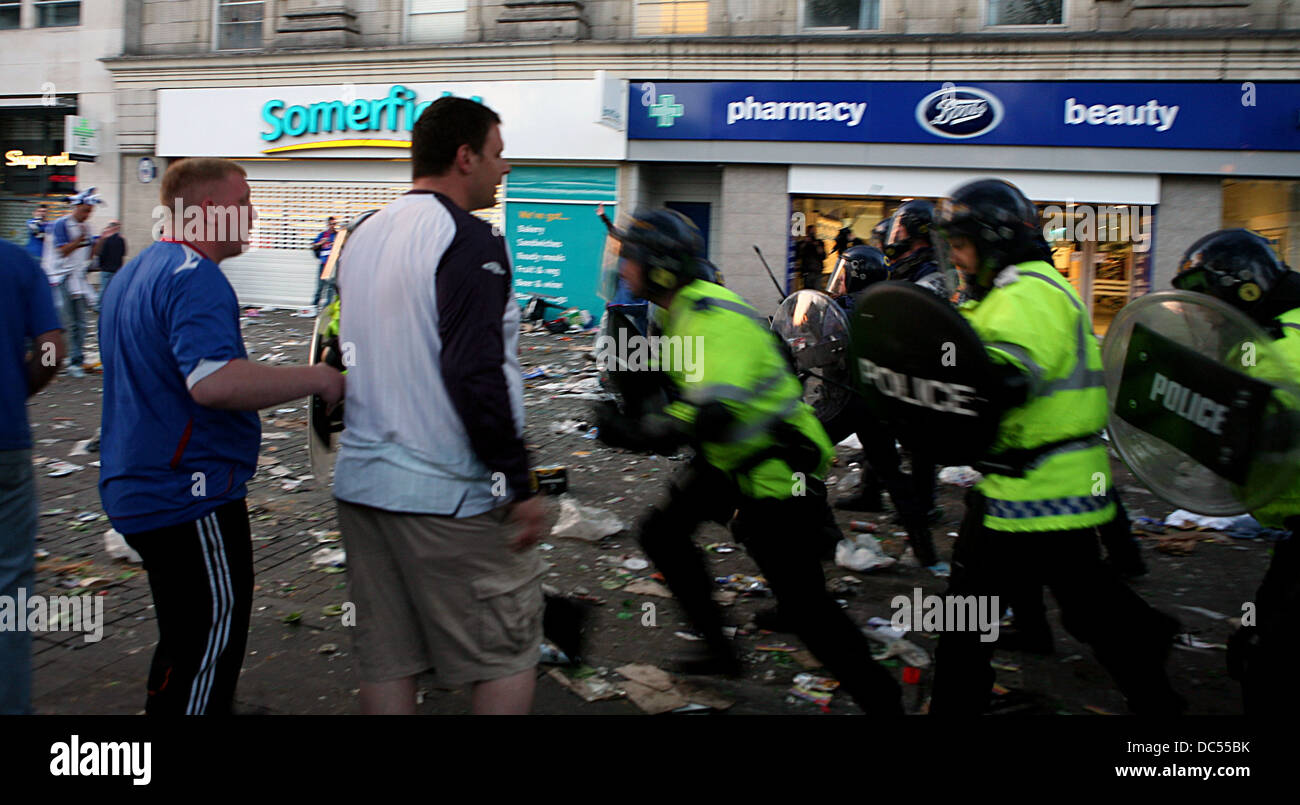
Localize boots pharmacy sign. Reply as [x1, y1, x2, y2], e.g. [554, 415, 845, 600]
[157, 79, 626, 161]
[63, 116, 99, 160]
[628, 81, 1300, 151]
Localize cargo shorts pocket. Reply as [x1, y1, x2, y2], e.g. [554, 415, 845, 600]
[472, 557, 544, 658]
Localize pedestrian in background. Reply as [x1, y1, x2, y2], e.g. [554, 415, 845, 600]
[0, 239, 65, 714]
[42, 188, 100, 378]
[25, 206, 48, 263]
[92, 219, 127, 301]
[98, 158, 344, 715]
[310, 216, 337, 312]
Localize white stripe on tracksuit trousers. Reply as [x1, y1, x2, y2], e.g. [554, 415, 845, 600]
[191, 512, 234, 715]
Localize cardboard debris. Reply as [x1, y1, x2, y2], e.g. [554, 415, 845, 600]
[624, 579, 673, 599]
[614, 664, 733, 714]
[546, 667, 623, 702]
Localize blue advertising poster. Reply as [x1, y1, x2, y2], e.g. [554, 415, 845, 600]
[504, 166, 618, 318]
[628, 80, 1300, 152]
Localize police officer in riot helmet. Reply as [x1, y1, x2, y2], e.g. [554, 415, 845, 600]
[883, 200, 948, 298]
[1172, 229, 1300, 715]
[595, 208, 904, 715]
[929, 178, 1185, 714]
[868, 217, 890, 252]
[828, 244, 889, 313]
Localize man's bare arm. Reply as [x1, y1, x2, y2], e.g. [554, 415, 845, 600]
[190, 360, 344, 411]
[27, 330, 64, 396]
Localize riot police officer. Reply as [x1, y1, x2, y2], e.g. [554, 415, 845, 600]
[928, 179, 1184, 714]
[595, 209, 903, 715]
[823, 245, 947, 574]
[882, 200, 949, 299]
[1171, 229, 1300, 715]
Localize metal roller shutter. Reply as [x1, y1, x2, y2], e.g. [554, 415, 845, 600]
[223, 179, 503, 308]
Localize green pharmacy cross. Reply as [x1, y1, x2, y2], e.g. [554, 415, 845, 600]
[649, 94, 685, 127]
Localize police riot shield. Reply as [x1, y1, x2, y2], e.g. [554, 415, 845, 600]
[1102, 290, 1300, 515]
[594, 305, 667, 417]
[848, 281, 1000, 465]
[771, 290, 855, 425]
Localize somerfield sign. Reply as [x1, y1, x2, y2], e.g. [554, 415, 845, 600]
[156, 80, 627, 160]
[259, 84, 482, 150]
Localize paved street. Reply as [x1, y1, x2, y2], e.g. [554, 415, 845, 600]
[24, 310, 1272, 716]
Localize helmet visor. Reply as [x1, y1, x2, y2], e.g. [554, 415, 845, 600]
[826, 254, 849, 297]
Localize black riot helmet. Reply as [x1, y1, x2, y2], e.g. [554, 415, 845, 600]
[936, 179, 1043, 300]
[616, 207, 707, 296]
[1172, 229, 1300, 325]
[882, 200, 935, 261]
[840, 245, 890, 294]
[868, 217, 891, 251]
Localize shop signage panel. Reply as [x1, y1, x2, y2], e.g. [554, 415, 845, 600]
[627, 80, 1300, 151]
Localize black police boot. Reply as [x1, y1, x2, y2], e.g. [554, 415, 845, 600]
[753, 605, 797, 634]
[834, 487, 886, 512]
[670, 640, 742, 677]
[542, 594, 591, 665]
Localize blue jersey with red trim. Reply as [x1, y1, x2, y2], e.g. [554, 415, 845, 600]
[98, 241, 260, 533]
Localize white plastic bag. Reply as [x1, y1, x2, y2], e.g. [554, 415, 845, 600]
[104, 528, 142, 564]
[834, 534, 896, 572]
[552, 497, 625, 541]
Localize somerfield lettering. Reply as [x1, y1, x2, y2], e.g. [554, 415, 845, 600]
[260, 85, 485, 142]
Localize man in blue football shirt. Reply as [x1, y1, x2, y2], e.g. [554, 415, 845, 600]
[0, 240, 64, 715]
[99, 158, 345, 715]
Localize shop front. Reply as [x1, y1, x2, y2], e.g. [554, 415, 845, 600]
[0, 101, 80, 245]
[153, 79, 626, 308]
[627, 80, 1300, 330]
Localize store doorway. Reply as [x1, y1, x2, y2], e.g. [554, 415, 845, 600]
[666, 201, 711, 257]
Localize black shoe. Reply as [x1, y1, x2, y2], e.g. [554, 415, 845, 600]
[670, 643, 742, 677]
[753, 606, 797, 634]
[542, 595, 591, 665]
[834, 490, 885, 512]
[997, 628, 1055, 655]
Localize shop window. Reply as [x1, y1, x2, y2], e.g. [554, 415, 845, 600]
[406, 0, 467, 43]
[988, 0, 1063, 26]
[636, 0, 708, 36]
[1222, 179, 1300, 271]
[36, 0, 80, 27]
[0, 2, 21, 30]
[803, 0, 879, 31]
[215, 0, 264, 51]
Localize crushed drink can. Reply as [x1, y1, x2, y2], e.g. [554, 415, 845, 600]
[530, 465, 568, 495]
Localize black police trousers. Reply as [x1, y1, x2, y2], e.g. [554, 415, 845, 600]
[1230, 522, 1300, 717]
[930, 490, 1185, 715]
[637, 462, 903, 715]
[826, 400, 939, 565]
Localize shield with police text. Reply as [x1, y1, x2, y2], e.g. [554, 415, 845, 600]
[848, 281, 999, 464]
[1103, 290, 1300, 515]
[772, 290, 855, 424]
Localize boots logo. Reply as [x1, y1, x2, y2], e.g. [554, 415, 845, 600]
[916, 83, 1003, 139]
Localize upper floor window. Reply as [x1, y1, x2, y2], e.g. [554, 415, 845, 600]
[36, 0, 80, 27]
[216, 0, 264, 50]
[636, 0, 708, 36]
[804, 0, 879, 31]
[0, 1, 21, 30]
[988, 0, 1063, 26]
[407, 0, 467, 43]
